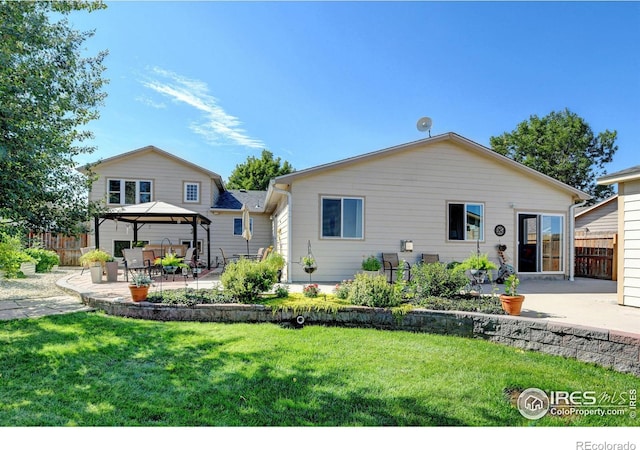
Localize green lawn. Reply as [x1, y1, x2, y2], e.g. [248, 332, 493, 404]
[0, 312, 637, 426]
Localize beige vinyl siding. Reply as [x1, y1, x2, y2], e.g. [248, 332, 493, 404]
[210, 212, 273, 266]
[622, 182, 640, 307]
[90, 151, 214, 209]
[286, 140, 574, 282]
[274, 197, 290, 280]
[575, 198, 618, 232]
[88, 150, 220, 264]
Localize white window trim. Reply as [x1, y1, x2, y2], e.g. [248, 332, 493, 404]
[320, 196, 365, 240]
[447, 201, 485, 242]
[183, 182, 200, 203]
[107, 179, 153, 205]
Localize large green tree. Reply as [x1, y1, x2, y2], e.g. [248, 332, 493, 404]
[489, 109, 617, 203]
[0, 1, 108, 234]
[227, 150, 294, 190]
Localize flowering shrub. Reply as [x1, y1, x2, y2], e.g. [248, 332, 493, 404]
[303, 283, 320, 298]
[333, 280, 352, 299]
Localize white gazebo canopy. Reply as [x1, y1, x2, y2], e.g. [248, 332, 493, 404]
[94, 201, 212, 268]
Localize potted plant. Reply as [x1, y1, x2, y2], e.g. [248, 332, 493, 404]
[457, 252, 498, 284]
[79, 249, 112, 283]
[500, 274, 525, 315]
[156, 252, 188, 275]
[302, 255, 316, 274]
[361, 255, 382, 275]
[129, 272, 152, 302]
[105, 255, 119, 282]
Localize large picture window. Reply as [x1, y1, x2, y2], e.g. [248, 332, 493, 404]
[448, 202, 484, 241]
[108, 179, 152, 205]
[321, 197, 364, 239]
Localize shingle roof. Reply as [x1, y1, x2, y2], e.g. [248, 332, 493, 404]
[213, 190, 267, 212]
[598, 165, 640, 185]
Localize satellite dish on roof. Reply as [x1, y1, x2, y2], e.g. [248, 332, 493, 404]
[417, 117, 433, 137]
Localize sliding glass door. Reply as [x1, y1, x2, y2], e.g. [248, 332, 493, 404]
[518, 213, 564, 273]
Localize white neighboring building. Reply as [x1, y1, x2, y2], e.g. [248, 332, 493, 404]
[599, 166, 640, 307]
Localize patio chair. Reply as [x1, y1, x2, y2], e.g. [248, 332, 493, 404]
[123, 248, 152, 282]
[261, 246, 273, 262]
[142, 250, 162, 278]
[219, 248, 239, 271]
[184, 247, 206, 278]
[253, 248, 265, 261]
[79, 246, 96, 275]
[421, 254, 440, 264]
[382, 253, 412, 284]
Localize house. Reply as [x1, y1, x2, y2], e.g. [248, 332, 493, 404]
[575, 195, 618, 234]
[79, 145, 272, 266]
[598, 166, 640, 307]
[263, 132, 590, 282]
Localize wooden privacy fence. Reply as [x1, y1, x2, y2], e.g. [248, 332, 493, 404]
[28, 232, 88, 267]
[574, 231, 617, 280]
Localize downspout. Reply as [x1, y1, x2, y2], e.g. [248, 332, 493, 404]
[272, 186, 293, 283]
[568, 199, 588, 281]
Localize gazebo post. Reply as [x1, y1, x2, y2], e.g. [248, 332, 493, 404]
[94, 216, 100, 249]
[192, 217, 198, 260]
[133, 222, 139, 244]
[206, 225, 211, 269]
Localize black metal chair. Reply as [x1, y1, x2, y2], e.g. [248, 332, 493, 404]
[421, 253, 440, 264]
[382, 253, 411, 283]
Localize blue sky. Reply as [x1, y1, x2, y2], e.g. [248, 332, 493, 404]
[70, 1, 640, 183]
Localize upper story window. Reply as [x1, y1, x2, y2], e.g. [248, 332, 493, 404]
[321, 196, 364, 239]
[448, 202, 484, 241]
[184, 182, 200, 203]
[108, 179, 152, 205]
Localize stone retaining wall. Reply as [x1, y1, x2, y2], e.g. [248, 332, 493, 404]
[82, 295, 640, 377]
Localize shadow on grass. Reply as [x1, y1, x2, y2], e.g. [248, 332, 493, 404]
[0, 312, 475, 426]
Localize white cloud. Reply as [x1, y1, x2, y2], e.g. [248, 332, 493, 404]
[141, 67, 264, 149]
[135, 95, 166, 109]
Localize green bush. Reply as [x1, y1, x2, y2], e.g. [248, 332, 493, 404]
[24, 248, 60, 273]
[407, 262, 468, 300]
[0, 233, 36, 278]
[348, 273, 401, 308]
[333, 280, 352, 299]
[147, 288, 235, 306]
[415, 295, 506, 315]
[220, 258, 277, 304]
[274, 284, 289, 298]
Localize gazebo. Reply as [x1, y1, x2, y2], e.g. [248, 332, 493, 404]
[94, 201, 212, 269]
